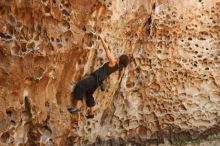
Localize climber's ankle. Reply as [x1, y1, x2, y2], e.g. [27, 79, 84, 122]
[87, 107, 94, 114]
[74, 99, 82, 109]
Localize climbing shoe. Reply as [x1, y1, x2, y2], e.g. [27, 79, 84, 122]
[86, 114, 94, 119]
[68, 107, 80, 113]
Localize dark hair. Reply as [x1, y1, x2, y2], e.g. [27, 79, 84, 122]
[119, 54, 129, 67]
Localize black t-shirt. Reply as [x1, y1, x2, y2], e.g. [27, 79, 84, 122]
[91, 62, 119, 84]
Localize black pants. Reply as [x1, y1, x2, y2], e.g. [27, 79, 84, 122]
[72, 75, 98, 107]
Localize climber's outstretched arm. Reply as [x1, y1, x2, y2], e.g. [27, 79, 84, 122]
[99, 36, 117, 67]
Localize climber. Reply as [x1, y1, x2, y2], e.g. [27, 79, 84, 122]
[68, 35, 129, 119]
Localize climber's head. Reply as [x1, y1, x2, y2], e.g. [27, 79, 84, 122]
[119, 54, 129, 68]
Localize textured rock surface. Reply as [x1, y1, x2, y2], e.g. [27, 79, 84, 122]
[0, 0, 220, 145]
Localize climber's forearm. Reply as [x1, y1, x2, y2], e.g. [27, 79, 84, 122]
[100, 37, 116, 66]
[100, 37, 108, 51]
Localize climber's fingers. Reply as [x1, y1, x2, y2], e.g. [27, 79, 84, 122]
[97, 34, 101, 40]
[97, 34, 103, 40]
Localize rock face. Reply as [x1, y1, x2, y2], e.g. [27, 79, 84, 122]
[0, 0, 220, 145]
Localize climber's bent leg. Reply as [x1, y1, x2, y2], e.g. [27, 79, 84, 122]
[85, 87, 97, 119]
[85, 85, 97, 107]
[69, 75, 97, 113]
[68, 83, 84, 113]
[85, 94, 95, 107]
